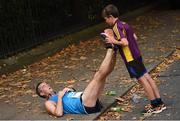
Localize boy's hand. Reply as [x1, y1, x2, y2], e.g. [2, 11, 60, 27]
[106, 35, 116, 44]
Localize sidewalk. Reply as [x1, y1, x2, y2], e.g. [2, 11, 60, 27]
[0, 6, 179, 120]
[148, 60, 180, 120]
[120, 59, 180, 120]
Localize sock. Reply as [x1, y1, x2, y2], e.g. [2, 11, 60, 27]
[156, 98, 163, 105]
[151, 99, 158, 108]
[105, 43, 114, 49]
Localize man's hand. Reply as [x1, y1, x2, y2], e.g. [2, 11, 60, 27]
[58, 87, 74, 97]
[45, 91, 65, 117]
[58, 90, 66, 98]
[63, 87, 74, 92]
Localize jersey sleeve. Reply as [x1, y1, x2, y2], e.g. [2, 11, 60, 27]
[113, 23, 127, 41]
[118, 24, 127, 39]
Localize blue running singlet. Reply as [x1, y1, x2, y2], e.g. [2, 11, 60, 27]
[49, 92, 87, 114]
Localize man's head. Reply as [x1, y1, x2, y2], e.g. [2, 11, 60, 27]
[36, 82, 54, 98]
[102, 4, 119, 26]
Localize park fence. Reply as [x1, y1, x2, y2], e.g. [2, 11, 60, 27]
[0, 0, 153, 58]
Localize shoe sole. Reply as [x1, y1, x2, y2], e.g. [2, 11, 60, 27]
[152, 109, 162, 114]
[161, 106, 167, 111]
[152, 106, 167, 114]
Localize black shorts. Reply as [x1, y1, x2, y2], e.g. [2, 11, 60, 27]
[80, 96, 103, 114]
[126, 56, 147, 79]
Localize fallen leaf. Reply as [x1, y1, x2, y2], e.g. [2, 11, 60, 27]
[67, 80, 76, 84]
[80, 56, 87, 60]
[4, 100, 10, 103]
[132, 117, 137, 120]
[115, 97, 125, 102]
[66, 116, 74, 120]
[166, 113, 171, 116]
[143, 112, 152, 117]
[32, 94, 38, 98]
[1, 74, 7, 78]
[70, 57, 79, 61]
[163, 93, 167, 96]
[25, 90, 34, 94]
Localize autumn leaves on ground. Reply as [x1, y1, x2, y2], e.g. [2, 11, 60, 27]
[0, 9, 179, 120]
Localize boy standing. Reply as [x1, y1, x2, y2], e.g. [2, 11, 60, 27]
[101, 4, 166, 114]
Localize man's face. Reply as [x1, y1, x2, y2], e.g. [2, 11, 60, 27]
[38, 82, 53, 97]
[104, 16, 114, 26]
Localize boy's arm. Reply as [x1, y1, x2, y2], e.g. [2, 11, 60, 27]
[45, 91, 65, 117]
[133, 33, 138, 40]
[106, 35, 128, 46]
[109, 37, 128, 46]
[106, 28, 128, 46]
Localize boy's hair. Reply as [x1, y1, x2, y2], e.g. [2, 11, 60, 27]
[102, 4, 119, 18]
[36, 82, 46, 98]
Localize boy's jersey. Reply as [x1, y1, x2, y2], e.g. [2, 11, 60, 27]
[49, 92, 87, 114]
[112, 19, 141, 63]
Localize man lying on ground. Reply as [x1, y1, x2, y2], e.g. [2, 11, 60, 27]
[36, 31, 116, 117]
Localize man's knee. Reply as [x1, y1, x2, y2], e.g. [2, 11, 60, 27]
[82, 95, 97, 107]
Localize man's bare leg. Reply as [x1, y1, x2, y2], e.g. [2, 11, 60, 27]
[82, 49, 116, 107]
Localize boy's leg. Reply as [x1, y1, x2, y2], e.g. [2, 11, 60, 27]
[82, 49, 116, 107]
[138, 76, 156, 100]
[144, 73, 166, 109]
[144, 73, 161, 98]
[138, 74, 165, 113]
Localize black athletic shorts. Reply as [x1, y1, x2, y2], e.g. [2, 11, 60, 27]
[126, 56, 147, 79]
[80, 96, 103, 114]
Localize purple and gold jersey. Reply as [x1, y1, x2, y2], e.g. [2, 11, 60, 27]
[112, 19, 141, 63]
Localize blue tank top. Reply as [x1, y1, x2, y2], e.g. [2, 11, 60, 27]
[49, 92, 87, 114]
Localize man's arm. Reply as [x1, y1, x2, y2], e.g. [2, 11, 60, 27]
[45, 91, 65, 117]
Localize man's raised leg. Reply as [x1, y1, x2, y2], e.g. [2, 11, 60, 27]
[82, 49, 116, 107]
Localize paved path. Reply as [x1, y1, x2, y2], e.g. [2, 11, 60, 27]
[0, 7, 179, 120]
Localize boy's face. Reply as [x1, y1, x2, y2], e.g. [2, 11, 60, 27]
[104, 16, 114, 26]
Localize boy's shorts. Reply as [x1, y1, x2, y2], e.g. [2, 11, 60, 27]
[126, 56, 147, 79]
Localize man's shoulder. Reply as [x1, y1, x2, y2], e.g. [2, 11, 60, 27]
[45, 100, 56, 105]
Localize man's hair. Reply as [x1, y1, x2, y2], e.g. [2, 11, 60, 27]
[102, 4, 119, 18]
[36, 82, 46, 98]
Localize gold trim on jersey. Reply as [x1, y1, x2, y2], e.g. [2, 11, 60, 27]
[113, 23, 134, 62]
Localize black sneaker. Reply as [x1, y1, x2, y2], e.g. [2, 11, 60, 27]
[100, 33, 114, 49]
